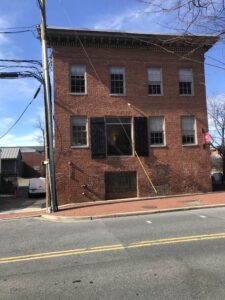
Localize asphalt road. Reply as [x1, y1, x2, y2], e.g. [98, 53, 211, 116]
[1, 207, 225, 299]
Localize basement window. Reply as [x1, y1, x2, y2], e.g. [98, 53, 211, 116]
[105, 171, 137, 199]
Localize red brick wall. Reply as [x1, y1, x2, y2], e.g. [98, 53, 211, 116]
[22, 152, 45, 178]
[53, 45, 211, 205]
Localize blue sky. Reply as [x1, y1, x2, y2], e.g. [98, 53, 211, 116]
[0, 0, 224, 146]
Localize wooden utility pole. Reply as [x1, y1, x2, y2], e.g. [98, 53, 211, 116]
[39, 0, 58, 212]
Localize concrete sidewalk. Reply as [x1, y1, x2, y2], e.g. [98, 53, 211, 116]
[0, 191, 225, 221]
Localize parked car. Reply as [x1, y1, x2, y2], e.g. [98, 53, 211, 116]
[28, 177, 46, 197]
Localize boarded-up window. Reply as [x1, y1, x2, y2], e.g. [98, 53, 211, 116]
[105, 171, 137, 199]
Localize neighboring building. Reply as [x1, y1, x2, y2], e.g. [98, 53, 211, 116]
[20, 146, 45, 178]
[46, 27, 218, 205]
[210, 148, 223, 173]
[0, 147, 23, 177]
[0, 147, 23, 193]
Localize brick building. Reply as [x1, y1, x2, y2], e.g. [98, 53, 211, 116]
[46, 27, 218, 205]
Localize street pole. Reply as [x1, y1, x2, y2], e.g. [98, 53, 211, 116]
[0, 149, 2, 193]
[39, 0, 58, 212]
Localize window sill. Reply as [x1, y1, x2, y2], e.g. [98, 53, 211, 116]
[109, 94, 126, 97]
[182, 144, 199, 147]
[107, 155, 133, 158]
[148, 94, 163, 97]
[71, 145, 89, 149]
[179, 94, 194, 97]
[150, 145, 167, 148]
[69, 93, 87, 96]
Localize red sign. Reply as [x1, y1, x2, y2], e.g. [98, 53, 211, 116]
[204, 131, 210, 144]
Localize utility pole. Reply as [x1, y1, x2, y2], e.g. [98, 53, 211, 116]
[39, 0, 58, 212]
[0, 149, 2, 193]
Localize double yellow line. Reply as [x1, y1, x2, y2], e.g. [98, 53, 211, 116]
[1, 232, 225, 264]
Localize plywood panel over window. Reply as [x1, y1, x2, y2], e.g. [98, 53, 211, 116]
[105, 171, 137, 200]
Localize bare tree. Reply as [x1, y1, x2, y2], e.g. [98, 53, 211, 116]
[208, 96, 225, 175]
[140, 0, 225, 35]
[34, 115, 45, 148]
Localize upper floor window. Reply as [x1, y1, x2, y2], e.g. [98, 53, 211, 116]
[148, 68, 162, 95]
[149, 116, 165, 146]
[110, 67, 125, 95]
[179, 68, 193, 95]
[70, 65, 86, 94]
[91, 116, 149, 158]
[106, 117, 132, 156]
[181, 116, 196, 145]
[71, 116, 88, 147]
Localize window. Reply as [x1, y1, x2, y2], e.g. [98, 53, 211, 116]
[70, 65, 86, 94]
[149, 117, 164, 146]
[106, 117, 132, 156]
[181, 116, 196, 145]
[148, 68, 162, 95]
[90, 116, 149, 158]
[71, 116, 88, 147]
[110, 67, 125, 95]
[179, 68, 193, 95]
[105, 171, 137, 199]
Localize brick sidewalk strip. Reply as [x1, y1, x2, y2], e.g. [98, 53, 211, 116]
[1, 192, 225, 221]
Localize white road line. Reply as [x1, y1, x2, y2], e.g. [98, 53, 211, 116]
[199, 215, 207, 218]
[146, 221, 152, 224]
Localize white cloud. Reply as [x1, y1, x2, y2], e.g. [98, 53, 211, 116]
[0, 15, 24, 58]
[0, 129, 41, 147]
[0, 16, 11, 46]
[0, 117, 14, 132]
[0, 79, 40, 108]
[92, 6, 171, 33]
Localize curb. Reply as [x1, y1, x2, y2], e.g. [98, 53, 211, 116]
[56, 192, 206, 210]
[0, 214, 42, 221]
[41, 203, 225, 222]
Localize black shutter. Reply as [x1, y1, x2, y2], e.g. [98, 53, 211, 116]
[134, 117, 149, 156]
[91, 117, 106, 158]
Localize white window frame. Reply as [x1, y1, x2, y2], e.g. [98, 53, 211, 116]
[109, 66, 126, 96]
[181, 116, 197, 146]
[147, 68, 163, 96]
[71, 116, 89, 148]
[178, 68, 194, 96]
[149, 116, 165, 147]
[70, 64, 87, 95]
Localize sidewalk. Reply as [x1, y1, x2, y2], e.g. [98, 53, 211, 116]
[1, 191, 225, 221]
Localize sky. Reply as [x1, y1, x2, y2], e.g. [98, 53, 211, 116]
[0, 0, 224, 146]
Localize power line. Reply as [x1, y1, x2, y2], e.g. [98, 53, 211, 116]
[0, 85, 42, 140]
[0, 25, 38, 30]
[0, 29, 35, 34]
[0, 59, 42, 66]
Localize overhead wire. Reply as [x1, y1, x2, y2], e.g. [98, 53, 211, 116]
[0, 25, 38, 30]
[0, 85, 42, 140]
